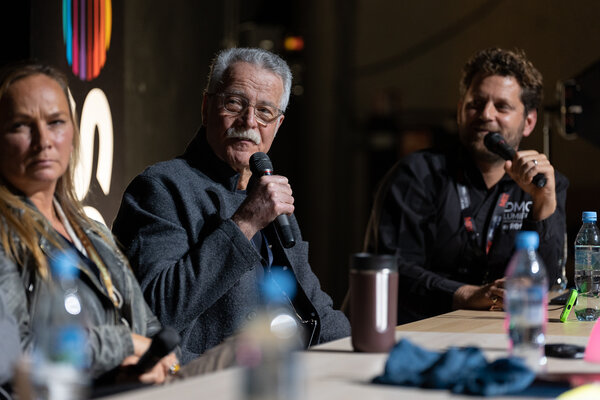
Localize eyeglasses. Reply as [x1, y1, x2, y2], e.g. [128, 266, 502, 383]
[209, 92, 284, 126]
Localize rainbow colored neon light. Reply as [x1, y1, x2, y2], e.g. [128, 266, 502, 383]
[62, 0, 112, 81]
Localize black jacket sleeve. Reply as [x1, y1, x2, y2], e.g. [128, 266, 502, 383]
[366, 159, 464, 322]
[522, 172, 569, 287]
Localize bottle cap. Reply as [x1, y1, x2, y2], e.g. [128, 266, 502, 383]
[50, 250, 80, 280]
[583, 211, 597, 223]
[515, 231, 539, 250]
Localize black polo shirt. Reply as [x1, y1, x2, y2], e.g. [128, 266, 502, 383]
[366, 141, 569, 324]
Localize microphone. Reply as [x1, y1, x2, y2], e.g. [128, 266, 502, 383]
[134, 327, 181, 374]
[249, 152, 296, 248]
[483, 132, 547, 188]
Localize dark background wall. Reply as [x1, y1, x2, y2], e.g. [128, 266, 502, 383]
[3, 0, 600, 307]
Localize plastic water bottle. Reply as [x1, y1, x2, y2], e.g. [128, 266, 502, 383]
[31, 251, 90, 400]
[505, 231, 548, 372]
[574, 211, 600, 321]
[237, 269, 303, 400]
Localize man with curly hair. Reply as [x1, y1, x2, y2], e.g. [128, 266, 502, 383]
[364, 48, 568, 323]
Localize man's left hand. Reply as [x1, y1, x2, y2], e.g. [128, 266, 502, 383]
[452, 278, 505, 311]
[504, 150, 556, 221]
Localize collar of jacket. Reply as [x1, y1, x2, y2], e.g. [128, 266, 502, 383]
[180, 127, 242, 192]
[17, 196, 121, 306]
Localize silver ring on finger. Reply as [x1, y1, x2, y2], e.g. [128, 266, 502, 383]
[533, 159, 538, 166]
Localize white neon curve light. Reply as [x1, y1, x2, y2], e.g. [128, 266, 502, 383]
[73, 88, 114, 225]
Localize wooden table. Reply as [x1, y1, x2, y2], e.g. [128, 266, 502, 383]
[103, 306, 600, 399]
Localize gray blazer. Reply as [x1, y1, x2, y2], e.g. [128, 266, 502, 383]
[113, 130, 350, 363]
[0, 206, 161, 378]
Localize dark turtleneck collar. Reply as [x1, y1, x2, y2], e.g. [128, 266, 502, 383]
[179, 127, 242, 192]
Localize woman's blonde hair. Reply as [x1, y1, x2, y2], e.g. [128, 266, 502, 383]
[0, 62, 96, 278]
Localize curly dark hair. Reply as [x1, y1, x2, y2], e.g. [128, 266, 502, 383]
[459, 48, 543, 114]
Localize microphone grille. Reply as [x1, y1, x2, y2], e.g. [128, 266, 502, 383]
[483, 132, 503, 150]
[250, 152, 273, 174]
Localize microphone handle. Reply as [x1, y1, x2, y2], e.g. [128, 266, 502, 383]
[135, 353, 163, 374]
[532, 174, 547, 188]
[496, 145, 516, 161]
[256, 165, 296, 248]
[276, 214, 296, 248]
[134, 328, 180, 374]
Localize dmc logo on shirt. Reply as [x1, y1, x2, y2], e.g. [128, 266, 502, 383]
[502, 200, 532, 231]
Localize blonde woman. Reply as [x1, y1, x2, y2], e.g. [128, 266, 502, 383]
[0, 63, 177, 384]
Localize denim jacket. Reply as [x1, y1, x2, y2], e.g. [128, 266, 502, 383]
[0, 211, 161, 378]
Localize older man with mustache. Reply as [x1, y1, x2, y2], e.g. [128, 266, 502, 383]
[112, 48, 350, 364]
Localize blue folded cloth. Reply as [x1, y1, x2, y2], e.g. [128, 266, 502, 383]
[373, 339, 536, 396]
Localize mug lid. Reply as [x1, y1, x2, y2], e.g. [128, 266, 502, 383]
[350, 252, 397, 272]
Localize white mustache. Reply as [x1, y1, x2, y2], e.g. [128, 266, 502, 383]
[225, 128, 261, 145]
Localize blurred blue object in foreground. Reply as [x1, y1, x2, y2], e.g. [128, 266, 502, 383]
[373, 339, 535, 396]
